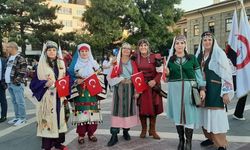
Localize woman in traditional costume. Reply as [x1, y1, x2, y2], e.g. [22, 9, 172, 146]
[134, 39, 163, 140]
[30, 41, 68, 150]
[68, 43, 102, 144]
[107, 43, 140, 146]
[166, 35, 206, 150]
[196, 31, 234, 150]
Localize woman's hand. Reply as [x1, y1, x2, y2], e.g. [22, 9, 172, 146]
[45, 80, 54, 88]
[223, 94, 230, 105]
[166, 67, 170, 76]
[148, 80, 156, 88]
[200, 90, 206, 101]
[76, 79, 84, 85]
[134, 92, 140, 99]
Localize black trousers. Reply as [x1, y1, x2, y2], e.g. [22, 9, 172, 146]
[0, 85, 7, 118]
[234, 95, 247, 118]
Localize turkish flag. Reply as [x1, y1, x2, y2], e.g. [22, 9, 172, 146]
[84, 73, 103, 96]
[110, 65, 120, 78]
[55, 75, 70, 98]
[131, 72, 147, 93]
[236, 4, 250, 97]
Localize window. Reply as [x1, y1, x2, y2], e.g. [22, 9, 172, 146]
[194, 25, 199, 36]
[225, 18, 232, 32]
[61, 20, 72, 27]
[57, 7, 72, 15]
[194, 44, 199, 54]
[208, 22, 215, 34]
[183, 28, 187, 37]
[77, 9, 86, 16]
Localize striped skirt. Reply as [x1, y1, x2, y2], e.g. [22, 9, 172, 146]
[111, 81, 139, 128]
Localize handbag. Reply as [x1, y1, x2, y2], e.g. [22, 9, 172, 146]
[152, 84, 168, 98]
[190, 81, 202, 107]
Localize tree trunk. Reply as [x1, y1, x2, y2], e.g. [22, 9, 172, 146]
[20, 24, 26, 55]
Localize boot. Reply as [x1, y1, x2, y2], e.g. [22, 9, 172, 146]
[149, 116, 160, 139]
[184, 128, 193, 150]
[140, 116, 147, 138]
[123, 128, 131, 141]
[176, 126, 185, 150]
[107, 127, 120, 146]
[218, 147, 226, 150]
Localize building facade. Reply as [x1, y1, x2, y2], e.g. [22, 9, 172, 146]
[46, 0, 90, 33]
[176, 0, 250, 54]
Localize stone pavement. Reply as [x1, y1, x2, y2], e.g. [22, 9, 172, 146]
[0, 83, 250, 150]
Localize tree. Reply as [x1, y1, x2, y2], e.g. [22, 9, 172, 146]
[1, 0, 62, 54]
[82, 0, 183, 55]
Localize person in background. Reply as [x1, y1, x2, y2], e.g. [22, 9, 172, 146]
[134, 39, 163, 140]
[0, 56, 7, 123]
[107, 43, 140, 146]
[166, 35, 206, 150]
[30, 41, 68, 150]
[102, 53, 111, 93]
[196, 31, 234, 150]
[62, 50, 72, 68]
[5, 42, 27, 126]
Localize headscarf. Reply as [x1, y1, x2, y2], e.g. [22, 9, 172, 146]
[68, 43, 99, 79]
[195, 31, 234, 99]
[37, 40, 65, 81]
[166, 35, 188, 65]
[107, 42, 132, 86]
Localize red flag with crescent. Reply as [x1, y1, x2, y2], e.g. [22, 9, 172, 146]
[55, 75, 70, 97]
[131, 72, 147, 93]
[110, 64, 120, 78]
[84, 73, 103, 96]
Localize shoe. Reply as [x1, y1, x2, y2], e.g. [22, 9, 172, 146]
[200, 139, 214, 147]
[78, 137, 84, 144]
[0, 117, 7, 123]
[55, 144, 68, 150]
[8, 118, 19, 124]
[13, 119, 26, 126]
[218, 147, 226, 150]
[88, 135, 97, 142]
[233, 115, 246, 121]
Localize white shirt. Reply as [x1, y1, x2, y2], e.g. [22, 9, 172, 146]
[5, 54, 18, 83]
[102, 60, 110, 75]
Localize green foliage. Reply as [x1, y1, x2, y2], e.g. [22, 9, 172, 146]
[0, 0, 62, 54]
[82, 0, 183, 55]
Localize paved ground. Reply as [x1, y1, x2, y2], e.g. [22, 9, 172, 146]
[0, 82, 250, 150]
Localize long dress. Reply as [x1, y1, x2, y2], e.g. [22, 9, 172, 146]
[136, 53, 163, 116]
[197, 54, 230, 133]
[110, 60, 139, 128]
[30, 65, 67, 149]
[167, 55, 205, 127]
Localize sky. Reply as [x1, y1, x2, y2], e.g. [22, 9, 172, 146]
[177, 0, 226, 11]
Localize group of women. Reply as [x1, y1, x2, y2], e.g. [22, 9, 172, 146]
[29, 31, 233, 150]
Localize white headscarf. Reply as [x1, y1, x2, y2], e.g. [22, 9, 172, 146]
[195, 34, 234, 99]
[74, 43, 100, 78]
[37, 40, 65, 81]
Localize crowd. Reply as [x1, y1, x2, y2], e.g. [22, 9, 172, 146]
[0, 31, 248, 150]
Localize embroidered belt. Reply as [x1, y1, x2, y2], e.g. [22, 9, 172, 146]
[75, 102, 97, 106]
[121, 79, 132, 84]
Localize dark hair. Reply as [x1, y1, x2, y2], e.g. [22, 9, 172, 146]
[170, 40, 191, 62]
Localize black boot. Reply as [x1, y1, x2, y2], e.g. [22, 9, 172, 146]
[107, 127, 120, 146]
[184, 128, 193, 150]
[123, 128, 131, 141]
[218, 147, 226, 150]
[176, 126, 185, 150]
